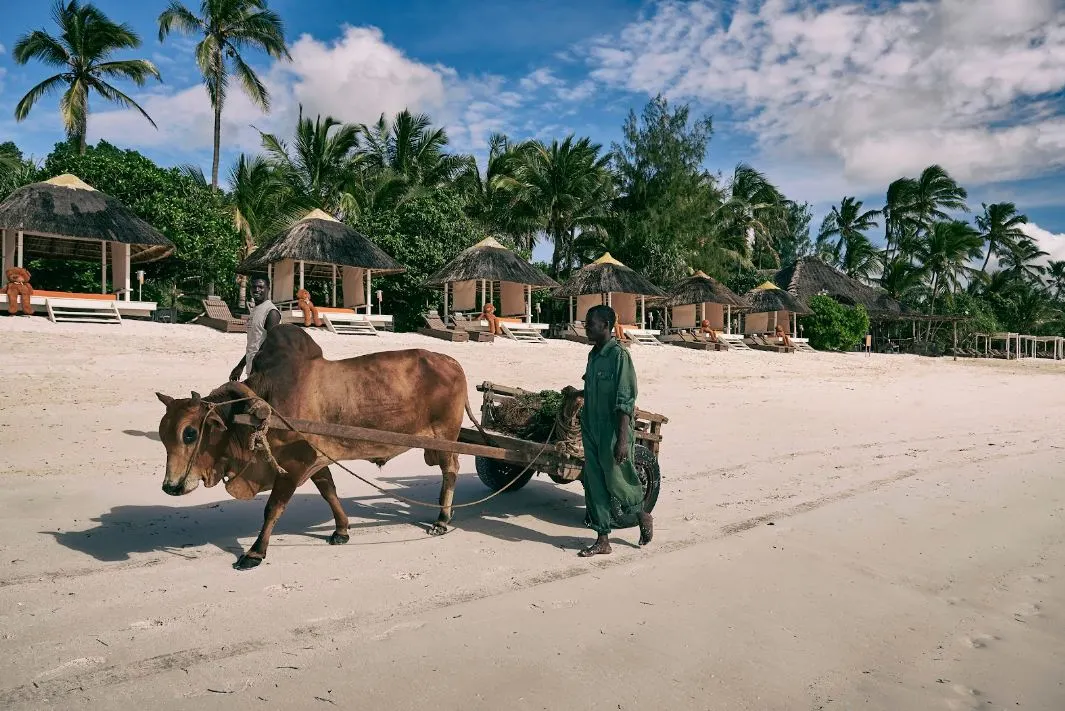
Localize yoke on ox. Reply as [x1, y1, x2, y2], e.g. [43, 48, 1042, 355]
[156, 325, 468, 570]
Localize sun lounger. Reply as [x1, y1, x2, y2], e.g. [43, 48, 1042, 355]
[418, 311, 468, 342]
[620, 325, 664, 347]
[451, 313, 495, 342]
[194, 297, 248, 333]
[746, 333, 794, 353]
[565, 323, 590, 345]
[665, 330, 716, 351]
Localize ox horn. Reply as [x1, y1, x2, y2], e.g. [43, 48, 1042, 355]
[191, 391, 202, 402]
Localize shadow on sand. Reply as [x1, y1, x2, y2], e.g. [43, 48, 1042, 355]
[43, 471, 613, 564]
[123, 429, 161, 442]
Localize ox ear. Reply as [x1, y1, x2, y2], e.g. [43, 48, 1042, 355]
[156, 392, 175, 407]
[191, 391, 202, 402]
[205, 409, 228, 431]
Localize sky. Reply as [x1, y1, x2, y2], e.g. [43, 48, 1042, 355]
[2, 0, 1064, 266]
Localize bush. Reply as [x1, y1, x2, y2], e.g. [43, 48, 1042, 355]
[802, 294, 870, 351]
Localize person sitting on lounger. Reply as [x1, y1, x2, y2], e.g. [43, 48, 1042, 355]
[700, 319, 718, 341]
[296, 288, 323, 328]
[478, 303, 502, 335]
[775, 324, 793, 347]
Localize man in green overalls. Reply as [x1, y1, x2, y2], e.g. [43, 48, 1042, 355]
[571, 304, 653, 557]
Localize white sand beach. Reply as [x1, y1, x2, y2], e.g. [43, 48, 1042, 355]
[0, 317, 1063, 710]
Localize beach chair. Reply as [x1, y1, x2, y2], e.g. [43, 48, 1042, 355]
[791, 337, 816, 353]
[498, 317, 548, 343]
[747, 333, 793, 353]
[718, 333, 751, 351]
[565, 323, 590, 345]
[620, 325, 664, 347]
[667, 330, 715, 351]
[194, 297, 248, 333]
[418, 311, 469, 342]
[451, 313, 495, 342]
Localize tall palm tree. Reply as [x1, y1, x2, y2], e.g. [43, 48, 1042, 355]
[715, 163, 788, 269]
[358, 110, 470, 190]
[904, 165, 969, 235]
[976, 202, 1028, 272]
[816, 196, 881, 266]
[837, 234, 884, 283]
[914, 220, 983, 314]
[13, 0, 161, 154]
[259, 109, 361, 217]
[881, 176, 915, 268]
[513, 136, 614, 278]
[455, 134, 539, 250]
[1046, 260, 1065, 299]
[999, 237, 1049, 283]
[158, 0, 290, 189]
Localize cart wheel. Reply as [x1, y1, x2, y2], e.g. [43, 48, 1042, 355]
[475, 457, 535, 493]
[633, 444, 661, 514]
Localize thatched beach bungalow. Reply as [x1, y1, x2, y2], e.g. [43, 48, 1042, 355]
[743, 281, 812, 351]
[0, 174, 174, 323]
[424, 236, 559, 342]
[553, 253, 666, 345]
[237, 209, 405, 334]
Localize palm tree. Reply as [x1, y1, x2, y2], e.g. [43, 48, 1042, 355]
[914, 220, 984, 314]
[882, 176, 915, 268]
[512, 136, 614, 278]
[13, 0, 161, 154]
[358, 110, 469, 189]
[455, 134, 539, 251]
[880, 259, 924, 302]
[1046, 260, 1065, 299]
[715, 163, 788, 269]
[158, 0, 290, 189]
[904, 165, 969, 235]
[817, 196, 881, 266]
[999, 237, 1049, 283]
[837, 234, 884, 283]
[259, 109, 361, 217]
[976, 202, 1028, 272]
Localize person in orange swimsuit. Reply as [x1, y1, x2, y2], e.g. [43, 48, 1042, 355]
[296, 288, 323, 327]
[699, 319, 718, 342]
[478, 303, 501, 335]
[5, 267, 33, 316]
[775, 323, 793, 347]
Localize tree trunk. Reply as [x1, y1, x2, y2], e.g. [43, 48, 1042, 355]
[980, 243, 993, 272]
[78, 130, 87, 155]
[211, 99, 222, 190]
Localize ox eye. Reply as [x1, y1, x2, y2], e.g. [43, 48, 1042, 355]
[182, 426, 198, 445]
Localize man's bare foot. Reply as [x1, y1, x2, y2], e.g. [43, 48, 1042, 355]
[638, 512, 653, 546]
[578, 537, 611, 557]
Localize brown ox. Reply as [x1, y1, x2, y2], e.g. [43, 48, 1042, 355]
[156, 325, 469, 570]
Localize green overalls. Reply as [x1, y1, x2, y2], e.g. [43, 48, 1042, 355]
[580, 337, 646, 534]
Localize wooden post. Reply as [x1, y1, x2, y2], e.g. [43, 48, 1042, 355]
[299, 261, 305, 291]
[331, 265, 337, 307]
[365, 269, 372, 315]
[526, 284, 532, 323]
[443, 282, 449, 319]
[569, 296, 573, 324]
[952, 320, 957, 361]
[726, 304, 732, 334]
[640, 294, 646, 329]
[481, 280, 487, 311]
[101, 241, 107, 294]
[17, 230, 24, 268]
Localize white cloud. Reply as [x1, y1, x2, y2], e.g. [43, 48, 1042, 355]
[0, 43, 6, 55]
[584, 0, 1065, 198]
[89, 25, 515, 160]
[520, 68, 562, 91]
[1020, 223, 1065, 264]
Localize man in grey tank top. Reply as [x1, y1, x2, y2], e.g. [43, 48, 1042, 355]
[230, 277, 281, 381]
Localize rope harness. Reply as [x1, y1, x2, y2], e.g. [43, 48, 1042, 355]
[183, 395, 556, 511]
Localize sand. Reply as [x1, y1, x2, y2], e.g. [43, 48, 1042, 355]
[0, 316, 1062, 710]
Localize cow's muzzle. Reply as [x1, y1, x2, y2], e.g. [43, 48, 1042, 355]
[162, 480, 185, 496]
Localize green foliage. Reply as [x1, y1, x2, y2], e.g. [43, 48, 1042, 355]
[724, 267, 760, 297]
[42, 140, 242, 305]
[354, 187, 482, 331]
[802, 295, 870, 351]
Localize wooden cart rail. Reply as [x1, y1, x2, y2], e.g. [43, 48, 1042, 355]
[230, 413, 564, 467]
[475, 381, 668, 456]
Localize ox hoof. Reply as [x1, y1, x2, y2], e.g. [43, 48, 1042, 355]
[233, 554, 264, 570]
[328, 532, 350, 545]
[427, 523, 449, 536]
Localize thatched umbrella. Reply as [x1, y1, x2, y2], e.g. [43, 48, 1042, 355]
[744, 281, 811, 336]
[0, 174, 174, 299]
[424, 237, 558, 322]
[237, 209, 405, 309]
[664, 270, 749, 334]
[553, 253, 666, 328]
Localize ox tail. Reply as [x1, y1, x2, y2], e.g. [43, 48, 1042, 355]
[464, 396, 497, 444]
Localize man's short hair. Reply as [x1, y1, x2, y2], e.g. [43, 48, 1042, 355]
[587, 304, 617, 328]
[251, 276, 270, 288]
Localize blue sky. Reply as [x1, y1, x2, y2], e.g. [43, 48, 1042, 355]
[2, 0, 1065, 265]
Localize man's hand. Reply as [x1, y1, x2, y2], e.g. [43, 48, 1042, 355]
[614, 435, 629, 464]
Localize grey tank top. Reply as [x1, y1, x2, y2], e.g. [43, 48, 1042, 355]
[245, 299, 279, 376]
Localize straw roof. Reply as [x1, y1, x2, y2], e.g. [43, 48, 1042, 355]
[237, 209, 405, 279]
[773, 257, 908, 318]
[552, 253, 666, 299]
[744, 281, 812, 315]
[664, 270, 751, 309]
[0, 174, 175, 263]
[424, 236, 559, 289]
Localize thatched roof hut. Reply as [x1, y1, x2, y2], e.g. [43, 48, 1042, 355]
[237, 209, 404, 279]
[425, 237, 558, 289]
[552, 253, 666, 299]
[745, 281, 812, 315]
[773, 257, 907, 318]
[664, 271, 749, 308]
[0, 174, 174, 263]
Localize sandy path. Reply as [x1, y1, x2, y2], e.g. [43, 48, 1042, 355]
[0, 318, 1062, 709]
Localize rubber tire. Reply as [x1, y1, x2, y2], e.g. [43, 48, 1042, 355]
[633, 443, 661, 514]
[475, 456, 535, 493]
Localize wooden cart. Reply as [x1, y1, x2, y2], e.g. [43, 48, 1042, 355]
[234, 381, 668, 515]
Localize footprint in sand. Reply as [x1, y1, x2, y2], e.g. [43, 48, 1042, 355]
[1023, 573, 1050, 584]
[373, 621, 426, 641]
[962, 633, 997, 649]
[1013, 602, 1041, 618]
